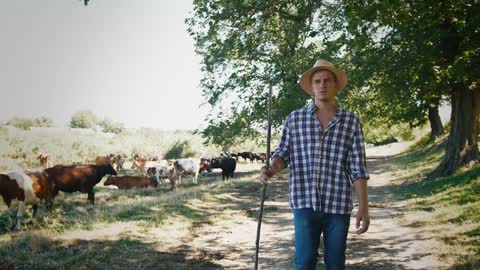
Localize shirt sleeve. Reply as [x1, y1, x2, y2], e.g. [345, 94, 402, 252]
[272, 114, 291, 166]
[347, 121, 370, 182]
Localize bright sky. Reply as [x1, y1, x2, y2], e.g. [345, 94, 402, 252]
[0, 0, 208, 130]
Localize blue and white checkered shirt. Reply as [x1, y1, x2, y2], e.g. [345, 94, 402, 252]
[272, 102, 369, 214]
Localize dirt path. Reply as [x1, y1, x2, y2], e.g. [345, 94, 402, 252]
[182, 142, 450, 269]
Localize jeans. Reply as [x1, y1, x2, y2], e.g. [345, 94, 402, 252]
[293, 208, 350, 270]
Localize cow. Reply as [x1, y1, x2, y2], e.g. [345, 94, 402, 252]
[131, 160, 161, 174]
[148, 155, 159, 161]
[45, 163, 117, 205]
[113, 154, 125, 171]
[132, 154, 147, 162]
[104, 175, 158, 190]
[237, 152, 257, 163]
[172, 159, 200, 185]
[0, 170, 54, 228]
[199, 158, 212, 175]
[256, 153, 267, 163]
[95, 154, 115, 166]
[210, 157, 237, 180]
[37, 152, 50, 168]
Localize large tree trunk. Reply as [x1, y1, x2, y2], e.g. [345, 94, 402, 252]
[427, 105, 444, 143]
[433, 85, 480, 176]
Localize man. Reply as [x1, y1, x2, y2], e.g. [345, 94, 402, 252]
[259, 59, 370, 270]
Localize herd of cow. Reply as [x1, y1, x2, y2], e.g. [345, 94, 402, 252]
[0, 151, 267, 229]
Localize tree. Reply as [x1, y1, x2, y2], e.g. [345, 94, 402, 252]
[187, 0, 322, 147]
[70, 111, 98, 129]
[331, 0, 480, 175]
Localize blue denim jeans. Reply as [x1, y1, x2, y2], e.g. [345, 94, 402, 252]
[293, 208, 350, 270]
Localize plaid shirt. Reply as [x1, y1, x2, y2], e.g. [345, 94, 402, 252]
[272, 102, 369, 214]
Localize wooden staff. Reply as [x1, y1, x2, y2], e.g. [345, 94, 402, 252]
[255, 81, 272, 269]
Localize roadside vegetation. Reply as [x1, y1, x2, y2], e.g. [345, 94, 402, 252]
[388, 132, 480, 269]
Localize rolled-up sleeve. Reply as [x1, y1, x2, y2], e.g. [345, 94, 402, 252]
[347, 122, 370, 182]
[272, 115, 291, 166]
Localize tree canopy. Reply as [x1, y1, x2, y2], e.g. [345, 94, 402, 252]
[188, 0, 480, 175]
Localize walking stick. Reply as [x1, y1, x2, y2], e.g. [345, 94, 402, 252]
[255, 81, 272, 269]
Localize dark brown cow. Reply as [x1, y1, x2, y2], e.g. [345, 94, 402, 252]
[104, 175, 158, 190]
[45, 164, 117, 205]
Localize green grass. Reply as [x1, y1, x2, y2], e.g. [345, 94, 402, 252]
[388, 136, 480, 268]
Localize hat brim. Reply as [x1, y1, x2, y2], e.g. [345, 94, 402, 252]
[299, 66, 347, 96]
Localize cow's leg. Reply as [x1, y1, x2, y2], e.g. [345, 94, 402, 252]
[11, 201, 25, 230]
[87, 190, 95, 205]
[193, 172, 198, 184]
[170, 178, 176, 191]
[5, 204, 14, 229]
[32, 204, 38, 218]
[155, 174, 162, 185]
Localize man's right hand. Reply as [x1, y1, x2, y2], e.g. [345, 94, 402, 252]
[259, 166, 273, 185]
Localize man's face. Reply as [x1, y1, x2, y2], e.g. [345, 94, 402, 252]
[311, 70, 338, 102]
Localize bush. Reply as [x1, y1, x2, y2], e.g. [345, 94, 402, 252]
[70, 111, 98, 129]
[99, 118, 125, 134]
[164, 140, 197, 159]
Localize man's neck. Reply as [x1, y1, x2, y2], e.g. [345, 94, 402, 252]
[314, 99, 336, 113]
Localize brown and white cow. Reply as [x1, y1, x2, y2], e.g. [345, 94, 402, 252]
[104, 175, 158, 190]
[171, 159, 200, 186]
[0, 170, 54, 228]
[45, 163, 117, 205]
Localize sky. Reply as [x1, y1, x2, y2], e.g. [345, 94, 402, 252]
[0, 0, 208, 130]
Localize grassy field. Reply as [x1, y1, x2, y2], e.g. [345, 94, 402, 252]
[0, 163, 265, 270]
[0, 125, 273, 171]
[1, 125, 479, 269]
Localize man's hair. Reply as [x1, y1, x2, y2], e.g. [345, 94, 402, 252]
[310, 68, 337, 83]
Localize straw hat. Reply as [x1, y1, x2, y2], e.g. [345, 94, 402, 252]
[299, 59, 348, 96]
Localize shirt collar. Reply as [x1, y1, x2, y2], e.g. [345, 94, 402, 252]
[307, 101, 345, 117]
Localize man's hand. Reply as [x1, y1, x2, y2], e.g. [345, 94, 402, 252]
[355, 208, 370, 234]
[259, 166, 273, 185]
[259, 157, 286, 185]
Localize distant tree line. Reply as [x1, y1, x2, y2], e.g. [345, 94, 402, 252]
[5, 111, 125, 134]
[6, 116, 53, 130]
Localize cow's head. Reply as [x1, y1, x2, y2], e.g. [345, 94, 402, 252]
[106, 163, 118, 175]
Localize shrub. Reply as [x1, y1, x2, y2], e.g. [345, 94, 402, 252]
[70, 111, 98, 129]
[164, 140, 197, 159]
[99, 118, 125, 134]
